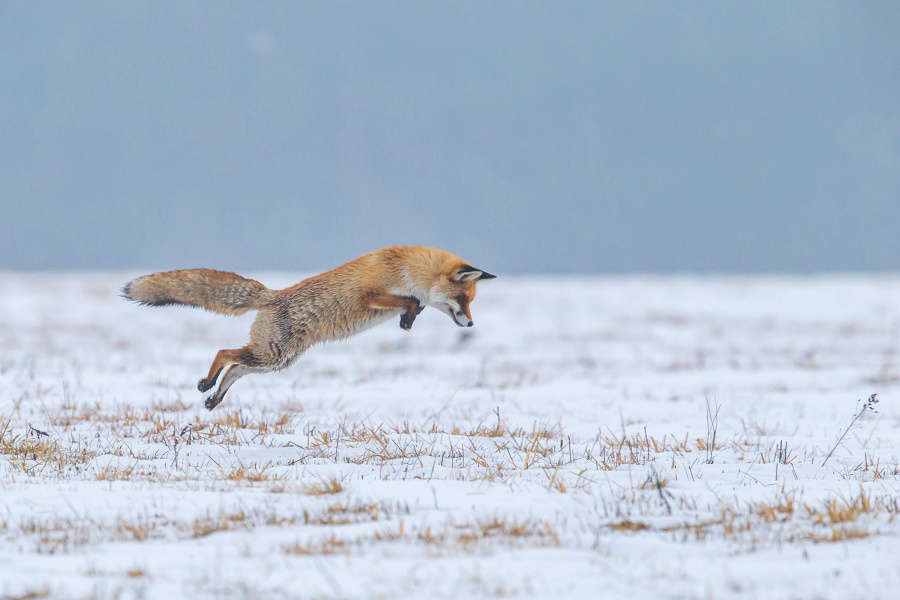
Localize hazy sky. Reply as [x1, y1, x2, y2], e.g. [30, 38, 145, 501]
[2, 2, 898, 273]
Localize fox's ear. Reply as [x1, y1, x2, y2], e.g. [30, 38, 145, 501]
[454, 264, 497, 282]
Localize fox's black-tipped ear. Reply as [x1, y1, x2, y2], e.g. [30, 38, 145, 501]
[454, 264, 496, 282]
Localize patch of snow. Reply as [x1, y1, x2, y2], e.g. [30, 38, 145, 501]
[0, 273, 898, 599]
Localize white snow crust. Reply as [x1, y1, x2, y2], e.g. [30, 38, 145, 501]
[1, 273, 899, 599]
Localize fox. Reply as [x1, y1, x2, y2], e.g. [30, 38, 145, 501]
[122, 246, 495, 410]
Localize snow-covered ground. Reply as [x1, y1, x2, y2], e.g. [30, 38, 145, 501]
[1, 272, 899, 599]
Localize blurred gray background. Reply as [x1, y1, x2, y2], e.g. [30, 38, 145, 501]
[2, 2, 898, 274]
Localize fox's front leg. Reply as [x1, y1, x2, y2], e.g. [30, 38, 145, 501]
[399, 298, 425, 331]
[365, 293, 423, 331]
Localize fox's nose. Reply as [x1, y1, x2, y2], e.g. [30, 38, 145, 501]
[466, 320, 473, 327]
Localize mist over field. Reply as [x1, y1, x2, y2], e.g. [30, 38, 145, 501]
[1, 2, 899, 273]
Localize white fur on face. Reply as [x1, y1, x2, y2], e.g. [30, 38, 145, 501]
[394, 277, 470, 327]
[426, 290, 472, 327]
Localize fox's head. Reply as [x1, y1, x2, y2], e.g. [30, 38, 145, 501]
[431, 263, 496, 327]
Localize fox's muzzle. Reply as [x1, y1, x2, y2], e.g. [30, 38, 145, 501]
[453, 314, 473, 327]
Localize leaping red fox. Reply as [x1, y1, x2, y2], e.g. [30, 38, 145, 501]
[123, 246, 495, 410]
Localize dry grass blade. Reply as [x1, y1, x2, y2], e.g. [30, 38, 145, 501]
[302, 477, 344, 496]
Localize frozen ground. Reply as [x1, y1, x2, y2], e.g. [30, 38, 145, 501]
[1, 272, 899, 599]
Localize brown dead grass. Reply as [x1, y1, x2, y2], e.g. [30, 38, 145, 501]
[609, 520, 651, 532]
[0, 419, 97, 477]
[301, 477, 344, 496]
[283, 516, 560, 556]
[4, 398, 899, 559]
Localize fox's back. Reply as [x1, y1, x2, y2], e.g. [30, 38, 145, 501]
[266, 255, 397, 348]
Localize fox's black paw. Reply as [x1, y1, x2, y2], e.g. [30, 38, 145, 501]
[198, 378, 213, 393]
[204, 394, 222, 411]
[399, 315, 414, 331]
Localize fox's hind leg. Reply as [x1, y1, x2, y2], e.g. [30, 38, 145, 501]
[198, 346, 257, 392]
[199, 307, 287, 409]
[201, 346, 280, 410]
[204, 364, 258, 410]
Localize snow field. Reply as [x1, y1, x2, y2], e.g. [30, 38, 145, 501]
[1, 273, 899, 599]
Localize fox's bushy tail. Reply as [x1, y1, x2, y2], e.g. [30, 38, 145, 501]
[122, 269, 272, 316]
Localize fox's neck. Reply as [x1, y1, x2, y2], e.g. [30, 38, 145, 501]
[383, 247, 452, 304]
